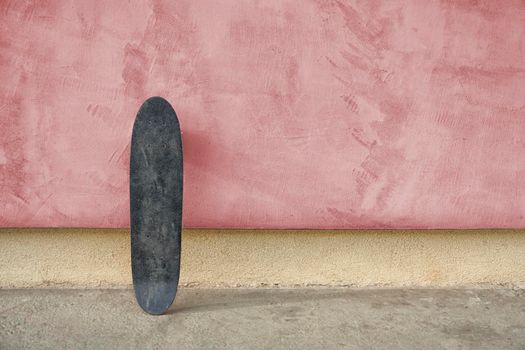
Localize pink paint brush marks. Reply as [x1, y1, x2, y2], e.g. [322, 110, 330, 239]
[0, 0, 524, 229]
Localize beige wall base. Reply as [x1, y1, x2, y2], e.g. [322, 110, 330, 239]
[0, 228, 524, 288]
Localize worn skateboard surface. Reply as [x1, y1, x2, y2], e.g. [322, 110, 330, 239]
[130, 97, 183, 315]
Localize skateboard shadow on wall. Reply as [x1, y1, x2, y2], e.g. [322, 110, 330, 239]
[178, 128, 216, 226]
[180, 129, 213, 177]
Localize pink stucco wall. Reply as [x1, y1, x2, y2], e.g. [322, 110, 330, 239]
[1, 0, 524, 229]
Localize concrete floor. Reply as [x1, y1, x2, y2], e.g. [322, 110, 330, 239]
[1, 289, 524, 349]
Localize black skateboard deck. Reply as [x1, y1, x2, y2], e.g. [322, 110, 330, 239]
[130, 97, 183, 315]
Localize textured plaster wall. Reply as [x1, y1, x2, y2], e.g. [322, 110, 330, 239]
[1, 229, 524, 288]
[1, 1, 525, 229]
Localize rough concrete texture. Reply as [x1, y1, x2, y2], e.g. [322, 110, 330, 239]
[1, 288, 524, 349]
[1, 229, 525, 288]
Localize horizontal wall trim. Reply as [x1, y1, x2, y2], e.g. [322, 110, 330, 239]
[0, 228, 524, 288]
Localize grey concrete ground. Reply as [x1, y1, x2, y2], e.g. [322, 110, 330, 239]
[0, 288, 524, 349]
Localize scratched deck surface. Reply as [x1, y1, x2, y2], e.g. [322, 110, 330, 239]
[130, 97, 183, 314]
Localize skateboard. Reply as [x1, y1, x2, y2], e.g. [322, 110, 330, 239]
[130, 96, 183, 315]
